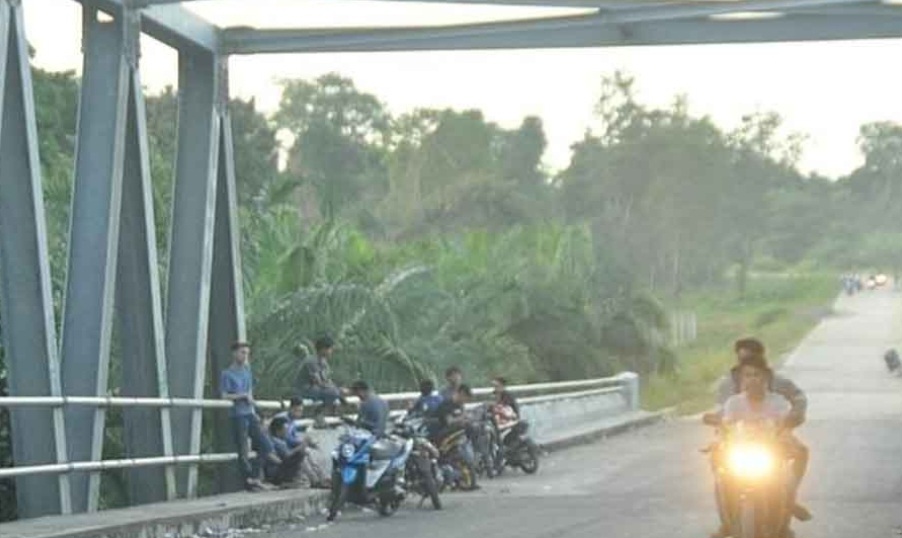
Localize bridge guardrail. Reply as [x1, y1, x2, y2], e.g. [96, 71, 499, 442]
[0, 372, 639, 498]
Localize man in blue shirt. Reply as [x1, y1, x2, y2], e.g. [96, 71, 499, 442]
[272, 397, 308, 449]
[221, 342, 275, 491]
[350, 380, 389, 437]
[265, 416, 306, 486]
[409, 379, 443, 417]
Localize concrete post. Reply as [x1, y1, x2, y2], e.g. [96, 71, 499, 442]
[618, 372, 640, 411]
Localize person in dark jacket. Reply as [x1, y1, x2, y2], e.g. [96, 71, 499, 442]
[297, 336, 346, 427]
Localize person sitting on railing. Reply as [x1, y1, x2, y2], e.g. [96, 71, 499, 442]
[297, 335, 347, 428]
[408, 379, 443, 417]
[221, 342, 277, 492]
[265, 416, 306, 487]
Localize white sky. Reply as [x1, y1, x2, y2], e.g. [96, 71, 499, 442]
[22, 0, 902, 178]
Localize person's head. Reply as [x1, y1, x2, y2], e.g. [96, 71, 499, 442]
[491, 376, 507, 397]
[231, 342, 250, 365]
[737, 354, 773, 399]
[734, 337, 765, 364]
[350, 380, 370, 400]
[445, 366, 462, 387]
[453, 384, 473, 405]
[315, 335, 334, 358]
[288, 397, 304, 419]
[269, 415, 290, 438]
[419, 379, 435, 397]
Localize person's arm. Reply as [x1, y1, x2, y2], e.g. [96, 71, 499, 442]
[702, 375, 734, 425]
[721, 395, 740, 425]
[774, 376, 807, 427]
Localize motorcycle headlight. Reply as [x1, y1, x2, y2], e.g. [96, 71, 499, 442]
[727, 444, 775, 479]
[341, 443, 355, 459]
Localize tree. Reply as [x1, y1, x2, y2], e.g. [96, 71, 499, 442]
[276, 74, 391, 223]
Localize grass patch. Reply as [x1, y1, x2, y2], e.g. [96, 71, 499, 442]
[642, 273, 836, 415]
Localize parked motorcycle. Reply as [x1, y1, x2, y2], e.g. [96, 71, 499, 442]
[434, 426, 478, 491]
[393, 415, 443, 510]
[326, 417, 413, 521]
[473, 403, 540, 477]
[705, 420, 795, 538]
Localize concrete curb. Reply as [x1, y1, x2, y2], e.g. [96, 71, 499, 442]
[0, 409, 670, 538]
[0, 488, 332, 538]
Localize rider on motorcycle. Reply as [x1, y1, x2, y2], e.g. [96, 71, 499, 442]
[431, 384, 479, 489]
[704, 339, 811, 538]
[350, 380, 389, 437]
[490, 377, 522, 449]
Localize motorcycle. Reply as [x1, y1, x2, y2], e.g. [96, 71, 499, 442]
[393, 415, 443, 510]
[705, 420, 795, 538]
[326, 417, 413, 521]
[473, 404, 540, 477]
[434, 426, 478, 491]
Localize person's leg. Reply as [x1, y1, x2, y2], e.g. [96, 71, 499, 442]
[272, 450, 305, 485]
[709, 446, 731, 538]
[232, 415, 255, 487]
[247, 414, 270, 481]
[786, 435, 812, 522]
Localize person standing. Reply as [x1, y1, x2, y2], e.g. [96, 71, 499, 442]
[221, 342, 276, 491]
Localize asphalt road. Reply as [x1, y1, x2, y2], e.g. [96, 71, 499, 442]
[261, 290, 902, 538]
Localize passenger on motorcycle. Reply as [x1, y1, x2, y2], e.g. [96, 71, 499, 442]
[409, 379, 444, 417]
[490, 377, 523, 449]
[439, 366, 464, 402]
[349, 380, 389, 437]
[704, 343, 811, 538]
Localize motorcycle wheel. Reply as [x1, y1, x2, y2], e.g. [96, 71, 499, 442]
[327, 479, 349, 522]
[519, 439, 540, 474]
[378, 494, 400, 517]
[734, 499, 756, 538]
[417, 457, 443, 510]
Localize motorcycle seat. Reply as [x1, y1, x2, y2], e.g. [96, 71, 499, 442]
[371, 438, 406, 460]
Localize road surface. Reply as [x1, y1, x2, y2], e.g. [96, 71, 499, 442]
[262, 290, 902, 538]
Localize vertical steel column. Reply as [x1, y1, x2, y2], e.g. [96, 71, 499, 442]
[0, 0, 71, 518]
[59, 7, 129, 513]
[166, 46, 221, 498]
[208, 61, 248, 492]
[115, 9, 176, 505]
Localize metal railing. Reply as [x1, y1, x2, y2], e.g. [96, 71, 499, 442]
[0, 372, 638, 482]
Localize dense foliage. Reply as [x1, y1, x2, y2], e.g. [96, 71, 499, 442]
[2, 65, 899, 518]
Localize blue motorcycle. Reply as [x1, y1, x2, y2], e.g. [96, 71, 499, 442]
[326, 417, 414, 521]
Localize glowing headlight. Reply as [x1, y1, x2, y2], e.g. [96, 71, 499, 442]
[341, 443, 355, 459]
[727, 445, 775, 479]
